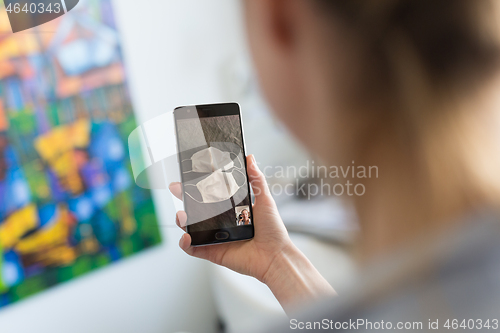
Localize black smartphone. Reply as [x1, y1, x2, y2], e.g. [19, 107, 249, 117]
[173, 103, 254, 246]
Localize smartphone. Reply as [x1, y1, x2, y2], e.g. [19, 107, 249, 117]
[173, 103, 254, 246]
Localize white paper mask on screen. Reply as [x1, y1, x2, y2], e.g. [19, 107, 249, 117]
[182, 147, 234, 173]
[183, 147, 246, 204]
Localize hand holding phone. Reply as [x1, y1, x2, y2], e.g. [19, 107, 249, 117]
[169, 154, 292, 283]
[170, 153, 337, 315]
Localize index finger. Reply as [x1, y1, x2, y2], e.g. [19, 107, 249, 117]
[168, 182, 183, 201]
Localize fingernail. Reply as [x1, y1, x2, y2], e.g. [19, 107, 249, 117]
[251, 155, 259, 170]
[181, 233, 191, 250]
[179, 234, 186, 249]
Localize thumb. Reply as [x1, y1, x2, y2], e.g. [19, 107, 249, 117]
[246, 155, 274, 206]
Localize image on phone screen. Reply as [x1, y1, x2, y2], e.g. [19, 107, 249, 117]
[174, 103, 254, 245]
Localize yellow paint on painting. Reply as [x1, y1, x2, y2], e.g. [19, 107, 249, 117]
[15, 207, 74, 255]
[0, 35, 40, 62]
[34, 119, 90, 162]
[34, 245, 77, 266]
[50, 151, 84, 194]
[0, 204, 39, 249]
[34, 126, 73, 161]
[70, 118, 91, 148]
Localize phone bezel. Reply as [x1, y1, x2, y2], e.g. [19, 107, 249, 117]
[173, 102, 255, 246]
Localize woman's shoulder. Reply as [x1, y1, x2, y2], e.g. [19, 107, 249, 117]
[268, 210, 500, 332]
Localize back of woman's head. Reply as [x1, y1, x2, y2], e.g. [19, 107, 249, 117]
[310, 0, 500, 217]
[313, 0, 500, 100]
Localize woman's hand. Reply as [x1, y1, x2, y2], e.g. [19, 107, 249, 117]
[169, 155, 336, 313]
[169, 154, 291, 282]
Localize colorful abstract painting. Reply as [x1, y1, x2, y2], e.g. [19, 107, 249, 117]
[0, 0, 162, 307]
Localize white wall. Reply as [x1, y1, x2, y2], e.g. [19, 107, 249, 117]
[0, 1, 249, 332]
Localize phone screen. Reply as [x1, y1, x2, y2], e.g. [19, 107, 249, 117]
[174, 103, 254, 245]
